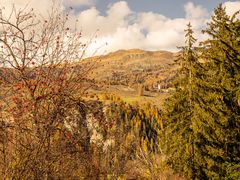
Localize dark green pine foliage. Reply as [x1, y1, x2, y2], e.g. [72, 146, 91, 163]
[161, 23, 203, 179]
[194, 5, 240, 178]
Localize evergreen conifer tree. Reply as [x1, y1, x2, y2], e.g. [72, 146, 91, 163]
[194, 5, 240, 178]
[161, 23, 202, 179]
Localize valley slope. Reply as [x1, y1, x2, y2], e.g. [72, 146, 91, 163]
[79, 49, 178, 107]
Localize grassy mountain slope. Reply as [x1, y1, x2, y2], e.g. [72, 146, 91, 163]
[78, 49, 178, 107]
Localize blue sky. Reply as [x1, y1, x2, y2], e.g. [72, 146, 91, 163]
[92, 0, 231, 18]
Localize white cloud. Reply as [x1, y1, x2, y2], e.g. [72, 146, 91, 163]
[0, 0, 216, 56]
[223, 1, 240, 17]
[184, 2, 209, 20]
[0, 0, 58, 17]
[0, 0, 97, 17]
[106, 1, 131, 19]
[80, 1, 210, 56]
[77, 1, 132, 36]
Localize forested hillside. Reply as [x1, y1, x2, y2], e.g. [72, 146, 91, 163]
[0, 2, 239, 179]
[79, 49, 176, 90]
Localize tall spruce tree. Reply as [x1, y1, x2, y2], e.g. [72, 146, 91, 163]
[193, 4, 240, 178]
[161, 23, 203, 179]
